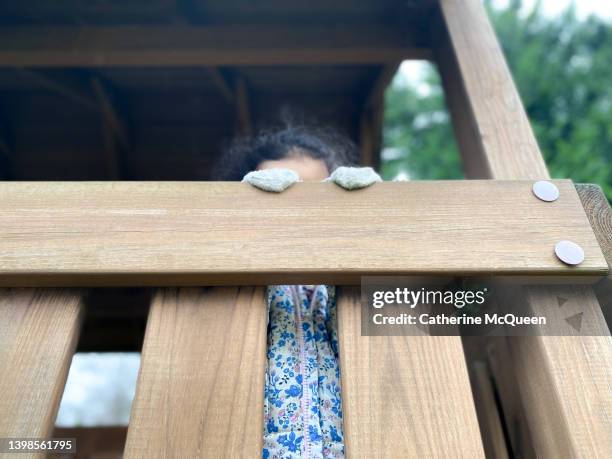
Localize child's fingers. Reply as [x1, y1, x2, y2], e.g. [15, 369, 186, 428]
[242, 168, 300, 192]
[328, 166, 382, 190]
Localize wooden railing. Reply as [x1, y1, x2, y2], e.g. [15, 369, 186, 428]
[0, 1, 611, 458]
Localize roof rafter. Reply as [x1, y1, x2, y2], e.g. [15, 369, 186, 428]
[91, 76, 130, 180]
[0, 25, 430, 67]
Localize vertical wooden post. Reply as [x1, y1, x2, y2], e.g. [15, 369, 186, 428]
[359, 111, 375, 167]
[235, 77, 252, 137]
[433, 1, 612, 456]
[359, 63, 398, 169]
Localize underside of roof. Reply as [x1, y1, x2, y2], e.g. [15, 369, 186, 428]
[0, 0, 437, 181]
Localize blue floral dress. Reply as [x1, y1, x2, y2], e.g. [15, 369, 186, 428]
[263, 285, 344, 459]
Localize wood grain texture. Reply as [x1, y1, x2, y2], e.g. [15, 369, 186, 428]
[0, 180, 606, 286]
[434, 0, 550, 180]
[508, 286, 612, 457]
[575, 184, 611, 265]
[360, 63, 398, 169]
[0, 25, 429, 67]
[125, 287, 268, 458]
[0, 289, 83, 449]
[337, 288, 485, 458]
[577, 183, 612, 325]
[434, 2, 612, 455]
[481, 337, 536, 457]
[470, 362, 509, 459]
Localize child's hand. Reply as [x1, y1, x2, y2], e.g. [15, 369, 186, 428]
[242, 168, 300, 192]
[326, 166, 382, 190]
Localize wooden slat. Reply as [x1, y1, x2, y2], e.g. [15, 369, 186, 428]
[433, 0, 549, 180]
[53, 426, 126, 459]
[0, 25, 429, 67]
[359, 111, 374, 167]
[91, 77, 128, 180]
[577, 183, 612, 326]
[207, 67, 235, 104]
[0, 289, 83, 443]
[468, 336, 536, 457]
[0, 180, 606, 287]
[435, 1, 612, 456]
[234, 76, 252, 136]
[359, 63, 398, 169]
[338, 288, 485, 457]
[469, 362, 509, 459]
[125, 287, 268, 458]
[576, 184, 612, 266]
[506, 285, 612, 456]
[12, 69, 98, 111]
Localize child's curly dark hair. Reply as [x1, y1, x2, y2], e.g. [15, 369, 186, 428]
[212, 116, 358, 180]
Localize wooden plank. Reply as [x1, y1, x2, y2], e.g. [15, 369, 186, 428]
[478, 337, 536, 457]
[0, 122, 12, 180]
[469, 362, 509, 459]
[337, 288, 485, 457]
[125, 287, 267, 458]
[363, 63, 399, 112]
[576, 183, 612, 326]
[0, 25, 429, 67]
[0, 180, 606, 287]
[434, 2, 612, 456]
[508, 286, 612, 456]
[91, 77, 130, 152]
[462, 335, 537, 458]
[433, 0, 549, 180]
[358, 110, 374, 167]
[577, 184, 612, 265]
[0, 289, 83, 443]
[360, 63, 398, 169]
[206, 67, 235, 104]
[12, 69, 98, 111]
[234, 76, 251, 136]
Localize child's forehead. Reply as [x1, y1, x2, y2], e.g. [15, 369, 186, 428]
[257, 155, 330, 181]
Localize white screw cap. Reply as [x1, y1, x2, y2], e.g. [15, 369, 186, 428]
[532, 181, 559, 202]
[555, 240, 585, 265]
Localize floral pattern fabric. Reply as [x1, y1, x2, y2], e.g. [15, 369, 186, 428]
[263, 285, 344, 459]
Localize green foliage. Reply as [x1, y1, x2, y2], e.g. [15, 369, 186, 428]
[382, 66, 463, 180]
[382, 1, 611, 200]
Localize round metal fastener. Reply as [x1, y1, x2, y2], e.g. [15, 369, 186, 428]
[555, 240, 585, 266]
[532, 180, 559, 202]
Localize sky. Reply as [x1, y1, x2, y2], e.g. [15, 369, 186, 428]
[493, 0, 612, 20]
[56, 353, 140, 426]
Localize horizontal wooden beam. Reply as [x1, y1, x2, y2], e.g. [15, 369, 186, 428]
[0, 180, 606, 286]
[0, 25, 429, 67]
